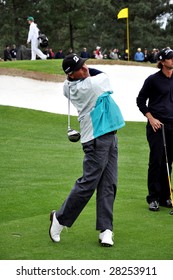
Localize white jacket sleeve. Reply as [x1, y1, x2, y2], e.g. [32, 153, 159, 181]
[27, 22, 38, 43]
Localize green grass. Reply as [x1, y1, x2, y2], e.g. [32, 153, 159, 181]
[0, 58, 156, 76]
[0, 105, 173, 260]
[0, 59, 65, 75]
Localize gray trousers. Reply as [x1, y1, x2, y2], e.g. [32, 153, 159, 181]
[56, 132, 118, 231]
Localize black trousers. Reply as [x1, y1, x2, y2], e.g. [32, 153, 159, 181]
[146, 122, 173, 204]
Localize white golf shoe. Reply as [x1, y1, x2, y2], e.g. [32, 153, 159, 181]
[49, 210, 64, 242]
[99, 229, 114, 247]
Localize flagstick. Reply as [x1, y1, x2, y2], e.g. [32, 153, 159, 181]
[117, 8, 129, 60]
[126, 16, 130, 61]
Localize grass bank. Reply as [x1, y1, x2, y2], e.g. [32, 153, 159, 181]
[0, 58, 156, 76]
[0, 105, 172, 260]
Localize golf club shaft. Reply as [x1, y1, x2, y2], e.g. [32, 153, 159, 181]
[162, 124, 173, 201]
[68, 94, 71, 130]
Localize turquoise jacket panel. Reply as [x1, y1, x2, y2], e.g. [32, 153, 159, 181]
[90, 91, 125, 138]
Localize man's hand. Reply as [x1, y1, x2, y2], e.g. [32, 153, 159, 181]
[145, 112, 163, 132]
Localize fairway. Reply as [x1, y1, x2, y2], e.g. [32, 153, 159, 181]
[0, 105, 173, 260]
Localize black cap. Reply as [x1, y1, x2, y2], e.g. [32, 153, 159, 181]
[157, 48, 173, 61]
[62, 53, 88, 74]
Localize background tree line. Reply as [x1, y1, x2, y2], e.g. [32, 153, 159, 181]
[0, 0, 173, 59]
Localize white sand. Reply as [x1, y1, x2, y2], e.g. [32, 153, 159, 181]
[0, 64, 158, 121]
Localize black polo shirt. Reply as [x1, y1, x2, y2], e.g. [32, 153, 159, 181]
[137, 70, 173, 122]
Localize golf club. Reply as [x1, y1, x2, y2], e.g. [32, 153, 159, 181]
[161, 124, 173, 214]
[67, 93, 80, 142]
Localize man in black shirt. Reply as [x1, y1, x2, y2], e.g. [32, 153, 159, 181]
[4, 45, 12, 61]
[137, 48, 173, 211]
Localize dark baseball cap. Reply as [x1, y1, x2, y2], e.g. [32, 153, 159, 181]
[157, 48, 173, 60]
[62, 53, 88, 74]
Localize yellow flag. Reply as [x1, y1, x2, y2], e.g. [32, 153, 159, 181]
[117, 8, 128, 19]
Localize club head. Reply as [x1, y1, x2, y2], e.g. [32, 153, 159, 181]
[67, 129, 80, 142]
[170, 210, 173, 215]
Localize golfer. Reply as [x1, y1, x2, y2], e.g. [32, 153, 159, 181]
[27, 16, 47, 60]
[137, 47, 173, 211]
[49, 53, 125, 246]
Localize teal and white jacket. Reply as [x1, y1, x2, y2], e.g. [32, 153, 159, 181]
[63, 70, 125, 143]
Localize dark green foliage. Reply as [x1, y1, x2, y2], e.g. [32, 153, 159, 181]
[0, 1, 171, 59]
[1, 0, 173, 58]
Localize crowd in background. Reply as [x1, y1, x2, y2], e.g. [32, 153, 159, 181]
[3, 44, 18, 61]
[2, 43, 163, 63]
[133, 47, 160, 63]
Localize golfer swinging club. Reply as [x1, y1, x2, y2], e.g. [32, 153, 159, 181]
[49, 53, 125, 246]
[137, 48, 173, 211]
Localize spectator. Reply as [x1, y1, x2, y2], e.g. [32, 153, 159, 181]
[95, 46, 103, 59]
[80, 47, 90, 58]
[149, 48, 159, 63]
[49, 48, 54, 58]
[43, 48, 52, 59]
[67, 48, 73, 55]
[55, 49, 65, 59]
[4, 45, 12, 61]
[109, 49, 120, 60]
[10, 44, 17, 60]
[134, 48, 144, 62]
[144, 48, 150, 62]
[91, 50, 96, 58]
[143, 48, 150, 62]
[122, 49, 128, 61]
